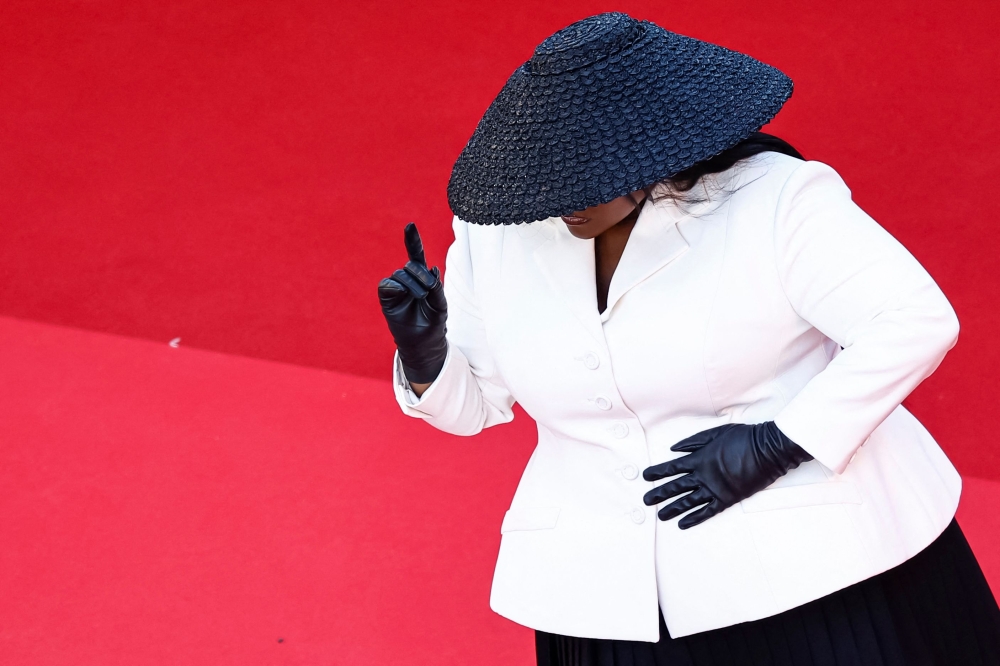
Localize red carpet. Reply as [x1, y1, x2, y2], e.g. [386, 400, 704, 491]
[1, 1, 998, 663]
[0, 317, 537, 664]
[0, 316, 997, 664]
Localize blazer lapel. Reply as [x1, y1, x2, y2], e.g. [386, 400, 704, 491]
[530, 197, 700, 342]
[532, 221, 607, 346]
[602, 199, 694, 320]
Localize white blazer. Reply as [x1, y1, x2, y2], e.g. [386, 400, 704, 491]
[390, 152, 962, 641]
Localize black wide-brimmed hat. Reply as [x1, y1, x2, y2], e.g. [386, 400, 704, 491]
[447, 13, 793, 225]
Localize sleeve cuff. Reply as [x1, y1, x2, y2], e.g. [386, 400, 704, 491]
[772, 409, 860, 475]
[392, 344, 454, 412]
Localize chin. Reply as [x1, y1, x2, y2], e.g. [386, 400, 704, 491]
[566, 225, 596, 240]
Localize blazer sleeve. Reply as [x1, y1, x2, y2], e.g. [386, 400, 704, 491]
[770, 160, 960, 474]
[390, 215, 517, 436]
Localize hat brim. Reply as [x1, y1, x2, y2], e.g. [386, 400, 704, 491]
[447, 23, 793, 225]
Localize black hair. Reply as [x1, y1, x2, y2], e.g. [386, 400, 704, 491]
[645, 132, 804, 206]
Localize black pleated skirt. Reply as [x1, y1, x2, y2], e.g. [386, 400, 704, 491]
[535, 519, 1000, 666]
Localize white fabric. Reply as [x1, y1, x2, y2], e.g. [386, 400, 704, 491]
[390, 152, 962, 641]
[398, 357, 422, 406]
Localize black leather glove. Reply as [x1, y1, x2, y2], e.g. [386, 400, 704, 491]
[642, 421, 813, 529]
[377, 222, 449, 384]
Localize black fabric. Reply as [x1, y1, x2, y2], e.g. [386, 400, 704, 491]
[447, 13, 793, 226]
[535, 519, 1000, 666]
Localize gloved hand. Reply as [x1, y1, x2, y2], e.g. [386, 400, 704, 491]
[377, 222, 449, 384]
[642, 421, 813, 529]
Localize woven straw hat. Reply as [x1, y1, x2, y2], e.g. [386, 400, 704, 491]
[447, 12, 793, 225]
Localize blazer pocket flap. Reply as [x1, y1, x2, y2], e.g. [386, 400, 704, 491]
[501, 507, 561, 533]
[740, 481, 862, 514]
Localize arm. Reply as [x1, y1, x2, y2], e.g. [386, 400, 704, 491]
[391, 216, 516, 436]
[408, 380, 433, 398]
[643, 160, 960, 528]
[770, 161, 960, 474]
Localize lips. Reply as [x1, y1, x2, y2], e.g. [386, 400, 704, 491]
[561, 215, 589, 225]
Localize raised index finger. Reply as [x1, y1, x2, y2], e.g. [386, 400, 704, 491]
[404, 222, 427, 266]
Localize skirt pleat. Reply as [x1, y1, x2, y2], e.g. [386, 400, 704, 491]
[536, 520, 1000, 666]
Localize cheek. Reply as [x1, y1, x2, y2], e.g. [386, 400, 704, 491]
[596, 207, 633, 229]
[593, 200, 636, 224]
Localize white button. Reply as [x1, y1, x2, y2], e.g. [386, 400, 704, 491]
[595, 396, 612, 410]
[584, 353, 600, 370]
[612, 422, 629, 438]
[622, 464, 639, 480]
[630, 508, 646, 524]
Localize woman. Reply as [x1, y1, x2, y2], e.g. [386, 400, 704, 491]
[377, 12, 1000, 665]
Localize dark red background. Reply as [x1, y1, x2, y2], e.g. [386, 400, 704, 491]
[1, 0, 997, 476]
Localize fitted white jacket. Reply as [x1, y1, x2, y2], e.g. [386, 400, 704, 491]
[390, 152, 961, 641]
